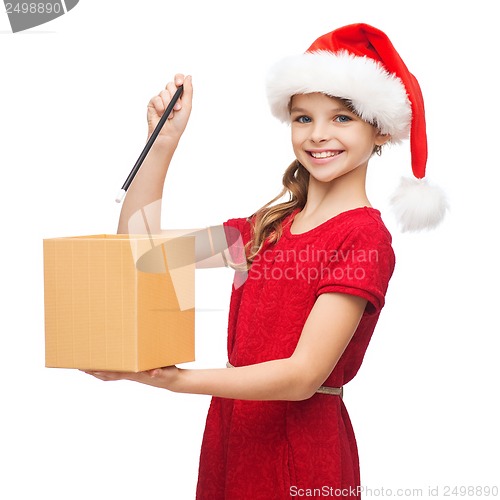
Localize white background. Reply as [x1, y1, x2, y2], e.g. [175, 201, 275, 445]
[1, 1, 499, 498]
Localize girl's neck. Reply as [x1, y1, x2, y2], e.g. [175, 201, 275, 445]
[301, 165, 371, 219]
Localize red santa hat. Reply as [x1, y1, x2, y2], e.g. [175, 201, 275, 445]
[266, 23, 448, 232]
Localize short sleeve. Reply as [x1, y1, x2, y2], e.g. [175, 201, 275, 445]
[316, 224, 395, 315]
[223, 217, 252, 264]
[223, 218, 251, 244]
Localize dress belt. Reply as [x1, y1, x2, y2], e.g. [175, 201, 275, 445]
[225, 362, 343, 398]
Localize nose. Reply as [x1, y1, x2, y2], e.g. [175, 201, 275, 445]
[310, 120, 330, 143]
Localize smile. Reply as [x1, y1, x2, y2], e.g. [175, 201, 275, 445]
[309, 150, 343, 158]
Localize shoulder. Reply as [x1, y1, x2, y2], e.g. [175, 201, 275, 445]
[223, 216, 253, 246]
[224, 216, 251, 232]
[346, 208, 392, 243]
[322, 207, 393, 247]
[330, 208, 395, 273]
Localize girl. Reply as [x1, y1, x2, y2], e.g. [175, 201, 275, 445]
[87, 23, 446, 499]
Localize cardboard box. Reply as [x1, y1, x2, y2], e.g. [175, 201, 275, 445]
[43, 234, 195, 372]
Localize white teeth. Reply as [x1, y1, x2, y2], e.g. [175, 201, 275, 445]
[310, 151, 340, 158]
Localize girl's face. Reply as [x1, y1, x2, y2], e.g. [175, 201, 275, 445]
[290, 93, 389, 184]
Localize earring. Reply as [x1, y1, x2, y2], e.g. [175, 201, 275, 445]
[374, 145, 382, 156]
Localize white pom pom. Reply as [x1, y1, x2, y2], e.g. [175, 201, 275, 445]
[390, 177, 449, 232]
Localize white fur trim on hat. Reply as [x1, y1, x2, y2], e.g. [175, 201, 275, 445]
[390, 177, 449, 232]
[266, 50, 412, 143]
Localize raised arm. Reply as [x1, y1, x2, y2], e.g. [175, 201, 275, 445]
[117, 75, 243, 270]
[117, 74, 193, 235]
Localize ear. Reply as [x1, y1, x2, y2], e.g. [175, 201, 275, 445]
[375, 132, 391, 146]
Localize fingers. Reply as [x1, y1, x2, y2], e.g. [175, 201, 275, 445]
[81, 366, 178, 391]
[166, 74, 192, 117]
[180, 74, 193, 109]
[147, 74, 192, 122]
[146, 74, 193, 138]
[81, 369, 158, 382]
[148, 95, 166, 118]
[164, 82, 180, 119]
[81, 370, 126, 381]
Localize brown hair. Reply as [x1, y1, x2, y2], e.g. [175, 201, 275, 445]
[246, 159, 309, 263]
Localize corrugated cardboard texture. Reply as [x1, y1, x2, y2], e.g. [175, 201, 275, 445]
[43, 234, 195, 372]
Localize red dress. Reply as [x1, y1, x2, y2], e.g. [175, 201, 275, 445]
[196, 208, 395, 499]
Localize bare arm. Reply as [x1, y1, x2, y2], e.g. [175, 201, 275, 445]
[118, 75, 241, 270]
[86, 293, 367, 401]
[117, 74, 193, 235]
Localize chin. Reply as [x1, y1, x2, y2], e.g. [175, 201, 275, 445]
[309, 173, 340, 184]
[304, 166, 342, 183]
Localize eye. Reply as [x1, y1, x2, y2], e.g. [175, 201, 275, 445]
[295, 115, 312, 124]
[334, 115, 352, 123]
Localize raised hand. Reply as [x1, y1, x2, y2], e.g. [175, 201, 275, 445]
[146, 74, 193, 144]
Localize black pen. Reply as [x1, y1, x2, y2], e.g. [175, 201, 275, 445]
[116, 84, 184, 203]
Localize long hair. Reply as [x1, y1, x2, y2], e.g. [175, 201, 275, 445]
[246, 159, 309, 263]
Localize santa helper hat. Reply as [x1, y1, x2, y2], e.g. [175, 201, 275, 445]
[266, 23, 448, 232]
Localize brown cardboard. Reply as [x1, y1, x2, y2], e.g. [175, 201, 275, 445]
[43, 234, 195, 372]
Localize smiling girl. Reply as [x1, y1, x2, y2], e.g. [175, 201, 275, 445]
[289, 93, 389, 217]
[87, 23, 446, 499]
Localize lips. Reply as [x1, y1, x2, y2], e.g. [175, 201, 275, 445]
[308, 150, 343, 159]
